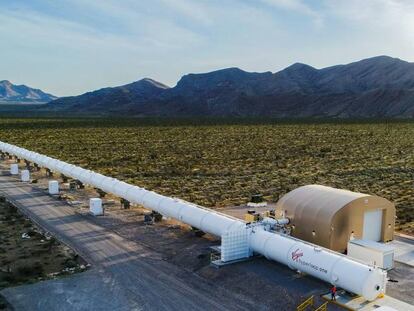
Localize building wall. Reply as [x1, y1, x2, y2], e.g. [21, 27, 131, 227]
[276, 187, 395, 253]
[331, 196, 395, 252]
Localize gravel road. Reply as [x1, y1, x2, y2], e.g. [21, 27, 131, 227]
[0, 172, 253, 311]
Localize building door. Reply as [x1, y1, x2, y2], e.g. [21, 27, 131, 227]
[363, 209, 383, 241]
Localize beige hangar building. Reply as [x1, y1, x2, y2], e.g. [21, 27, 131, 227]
[275, 185, 395, 253]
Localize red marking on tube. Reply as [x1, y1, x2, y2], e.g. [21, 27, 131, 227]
[292, 249, 304, 261]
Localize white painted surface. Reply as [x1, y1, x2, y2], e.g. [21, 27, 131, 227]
[48, 180, 59, 195]
[221, 225, 250, 262]
[348, 240, 394, 270]
[89, 198, 103, 216]
[20, 169, 30, 182]
[10, 163, 18, 175]
[363, 209, 383, 241]
[250, 228, 387, 301]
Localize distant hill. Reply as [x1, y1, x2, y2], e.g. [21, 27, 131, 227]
[47, 78, 169, 113]
[46, 56, 414, 118]
[0, 80, 57, 104]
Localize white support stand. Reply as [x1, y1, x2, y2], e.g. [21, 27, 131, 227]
[10, 163, 19, 175]
[21, 169, 30, 182]
[89, 198, 103, 216]
[48, 180, 59, 195]
[211, 226, 252, 267]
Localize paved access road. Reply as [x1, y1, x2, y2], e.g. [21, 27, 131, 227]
[0, 172, 253, 311]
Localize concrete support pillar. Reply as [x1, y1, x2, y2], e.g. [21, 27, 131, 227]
[151, 211, 163, 222]
[61, 174, 69, 183]
[24, 159, 31, 169]
[120, 198, 130, 209]
[69, 181, 77, 191]
[75, 180, 84, 189]
[96, 188, 107, 198]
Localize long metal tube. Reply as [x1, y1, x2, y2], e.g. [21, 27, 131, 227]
[0, 141, 387, 301]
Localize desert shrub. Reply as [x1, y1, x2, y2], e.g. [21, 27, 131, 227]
[0, 118, 412, 230]
[16, 262, 43, 278]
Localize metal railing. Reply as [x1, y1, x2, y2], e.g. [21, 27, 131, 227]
[296, 295, 314, 311]
[315, 301, 328, 311]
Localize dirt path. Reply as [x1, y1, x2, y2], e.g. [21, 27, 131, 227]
[0, 172, 255, 311]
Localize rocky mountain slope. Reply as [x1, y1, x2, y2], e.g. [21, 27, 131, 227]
[47, 78, 169, 113]
[0, 80, 57, 103]
[46, 56, 414, 118]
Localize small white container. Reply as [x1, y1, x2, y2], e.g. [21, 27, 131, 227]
[48, 180, 59, 195]
[21, 169, 30, 182]
[10, 164, 19, 175]
[348, 239, 394, 270]
[89, 198, 103, 216]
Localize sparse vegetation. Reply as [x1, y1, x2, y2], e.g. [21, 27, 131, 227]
[0, 198, 86, 295]
[0, 118, 412, 233]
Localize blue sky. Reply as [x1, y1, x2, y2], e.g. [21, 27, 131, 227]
[1, 0, 414, 96]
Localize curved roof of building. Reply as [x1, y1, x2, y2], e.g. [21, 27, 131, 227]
[275, 184, 370, 222]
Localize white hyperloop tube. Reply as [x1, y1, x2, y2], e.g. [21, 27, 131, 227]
[0, 141, 387, 301]
[249, 228, 386, 301]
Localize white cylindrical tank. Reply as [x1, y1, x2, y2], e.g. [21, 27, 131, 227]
[89, 198, 103, 216]
[0, 140, 389, 301]
[10, 163, 19, 175]
[48, 180, 59, 195]
[21, 169, 30, 182]
[249, 228, 386, 301]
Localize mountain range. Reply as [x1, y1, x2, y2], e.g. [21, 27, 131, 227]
[12, 56, 414, 117]
[0, 80, 57, 104]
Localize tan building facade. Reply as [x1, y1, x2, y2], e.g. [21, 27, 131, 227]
[275, 185, 395, 253]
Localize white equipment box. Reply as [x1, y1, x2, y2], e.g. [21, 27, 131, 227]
[48, 180, 59, 195]
[21, 169, 30, 182]
[10, 163, 19, 175]
[89, 198, 103, 216]
[348, 239, 394, 270]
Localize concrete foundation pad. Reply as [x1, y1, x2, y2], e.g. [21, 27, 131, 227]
[388, 236, 414, 267]
[322, 291, 414, 311]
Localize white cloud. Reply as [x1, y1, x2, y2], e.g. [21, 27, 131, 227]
[1, 0, 414, 96]
[260, 0, 324, 26]
[158, 0, 213, 25]
[261, 0, 316, 15]
[323, 0, 414, 55]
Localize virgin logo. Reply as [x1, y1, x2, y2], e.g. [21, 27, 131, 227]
[292, 249, 304, 261]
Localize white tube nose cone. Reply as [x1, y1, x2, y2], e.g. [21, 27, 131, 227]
[361, 269, 387, 301]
